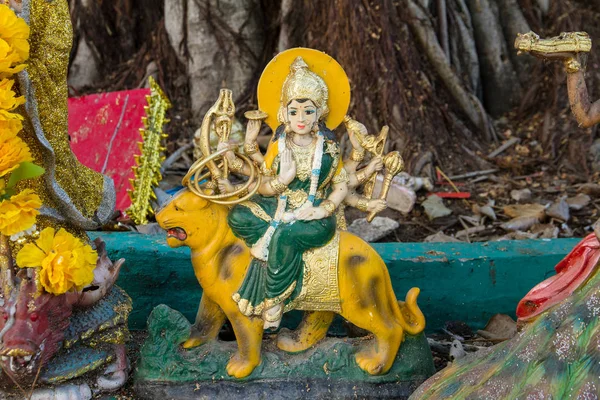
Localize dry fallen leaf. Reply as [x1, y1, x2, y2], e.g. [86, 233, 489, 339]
[476, 314, 517, 341]
[503, 203, 546, 219]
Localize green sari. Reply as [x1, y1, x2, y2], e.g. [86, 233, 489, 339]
[228, 134, 346, 316]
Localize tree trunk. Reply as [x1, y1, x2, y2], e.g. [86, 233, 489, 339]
[68, 0, 600, 174]
[467, 0, 522, 116]
[165, 0, 265, 120]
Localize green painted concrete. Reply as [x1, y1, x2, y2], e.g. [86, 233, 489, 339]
[88, 232, 581, 332]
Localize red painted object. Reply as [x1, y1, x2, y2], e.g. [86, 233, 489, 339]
[430, 192, 471, 199]
[68, 89, 150, 211]
[516, 233, 600, 322]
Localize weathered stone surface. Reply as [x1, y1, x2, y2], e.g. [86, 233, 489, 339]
[136, 223, 166, 235]
[373, 175, 420, 214]
[68, 37, 99, 90]
[67, 0, 100, 90]
[135, 305, 435, 399]
[348, 216, 400, 242]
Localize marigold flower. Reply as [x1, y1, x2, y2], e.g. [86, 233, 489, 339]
[0, 189, 41, 236]
[0, 113, 31, 177]
[0, 114, 22, 137]
[0, 4, 29, 77]
[16, 227, 97, 295]
[0, 78, 24, 110]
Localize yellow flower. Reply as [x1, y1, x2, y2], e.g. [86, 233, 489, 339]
[0, 113, 22, 137]
[0, 189, 41, 236]
[0, 112, 31, 177]
[0, 4, 29, 77]
[0, 78, 24, 110]
[16, 227, 97, 295]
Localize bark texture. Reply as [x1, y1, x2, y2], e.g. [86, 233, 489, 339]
[67, 0, 600, 174]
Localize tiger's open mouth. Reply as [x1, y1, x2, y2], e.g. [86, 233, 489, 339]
[167, 227, 187, 241]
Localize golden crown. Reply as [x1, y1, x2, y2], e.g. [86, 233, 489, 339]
[278, 57, 329, 124]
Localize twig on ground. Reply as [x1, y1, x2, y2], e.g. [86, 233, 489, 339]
[455, 225, 488, 239]
[449, 169, 499, 180]
[487, 137, 520, 158]
[437, 167, 470, 207]
[470, 175, 492, 184]
[513, 171, 544, 180]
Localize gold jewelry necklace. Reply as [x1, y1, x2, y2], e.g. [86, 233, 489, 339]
[287, 135, 317, 181]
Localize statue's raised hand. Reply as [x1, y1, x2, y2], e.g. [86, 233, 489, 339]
[278, 148, 296, 185]
[245, 120, 261, 143]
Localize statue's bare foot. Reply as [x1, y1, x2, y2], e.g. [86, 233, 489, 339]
[226, 353, 259, 378]
[263, 304, 283, 330]
[355, 348, 386, 375]
[276, 311, 333, 353]
[276, 331, 306, 353]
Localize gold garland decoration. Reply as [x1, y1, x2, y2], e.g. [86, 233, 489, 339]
[126, 77, 171, 225]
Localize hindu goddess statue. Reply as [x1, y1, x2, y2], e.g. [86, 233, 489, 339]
[205, 48, 393, 330]
[160, 48, 423, 379]
[224, 56, 350, 329]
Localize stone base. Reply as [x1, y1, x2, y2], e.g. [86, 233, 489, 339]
[134, 305, 436, 399]
[135, 379, 424, 400]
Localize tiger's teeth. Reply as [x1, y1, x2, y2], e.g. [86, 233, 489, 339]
[24, 355, 32, 361]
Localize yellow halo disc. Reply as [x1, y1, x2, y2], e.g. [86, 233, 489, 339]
[257, 48, 351, 132]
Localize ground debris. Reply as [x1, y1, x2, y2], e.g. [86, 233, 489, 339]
[472, 200, 496, 220]
[510, 188, 532, 202]
[423, 232, 462, 243]
[348, 217, 399, 242]
[546, 197, 570, 222]
[566, 193, 591, 210]
[476, 314, 517, 341]
[421, 195, 453, 220]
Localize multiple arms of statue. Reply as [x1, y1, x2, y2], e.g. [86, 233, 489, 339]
[341, 117, 390, 215]
[215, 114, 393, 219]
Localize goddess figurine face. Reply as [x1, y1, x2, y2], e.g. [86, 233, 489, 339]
[286, 99, 317, 135]
[278, 57, 329, 134]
